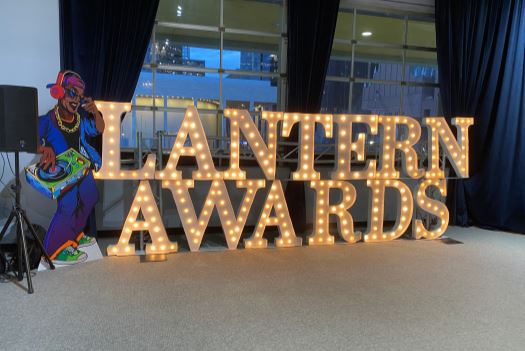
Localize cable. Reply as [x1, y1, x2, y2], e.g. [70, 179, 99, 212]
[0, 153, 6, 188]
[6, 153, 15, 177]
[0, 153, 16, 200]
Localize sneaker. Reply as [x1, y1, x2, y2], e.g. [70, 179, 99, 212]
[78, 235, 97, 248]
[52, 246, 88, 265]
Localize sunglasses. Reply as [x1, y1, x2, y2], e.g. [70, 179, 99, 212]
[65, 87, 83, 100]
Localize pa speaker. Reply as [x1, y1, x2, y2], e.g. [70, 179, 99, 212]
[0, 85, 38, 153]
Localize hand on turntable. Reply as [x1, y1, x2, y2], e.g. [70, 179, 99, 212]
[37, 145, 56, 171]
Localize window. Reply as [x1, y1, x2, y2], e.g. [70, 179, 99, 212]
[322, 10, 439, 119]
[319, 9, 439, 160]
[125, 0, 286, 150]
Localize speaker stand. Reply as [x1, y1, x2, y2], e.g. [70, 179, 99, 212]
[0, 152, 54, 293]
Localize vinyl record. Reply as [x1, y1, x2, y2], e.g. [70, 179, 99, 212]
[37, 159, 69, 182]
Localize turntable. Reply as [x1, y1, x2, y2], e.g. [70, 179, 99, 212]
[25, 148, 91, 199]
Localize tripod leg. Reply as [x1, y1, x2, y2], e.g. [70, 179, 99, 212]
[16, 217, 23, 281]
[16, 212, 34, 294]
[0, 210, 15, 239]
[21, 211, 55, 270]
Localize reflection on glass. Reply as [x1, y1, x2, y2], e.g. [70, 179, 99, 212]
[134, 96, 165, 149]
[402, 86, 440, 118]
[407, 20, 436, 48]
[156, 0, 220, 26]
[352, 82, 401, 115]
[153, 31, 220, 70]
[223, 74, 278, 110]
[321, 81, 349, 113]
[120, 112, 133, 148]
[354, 46, 403, 80]
[405, 50, 438, 83]
[326, 58, 351, 78]
[356, 13, 404, 44]
[224, 0, 282, 33]
[334, 11, 354, 40]
[223, 33, 279, 72]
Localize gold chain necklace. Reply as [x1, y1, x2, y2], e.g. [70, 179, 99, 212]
[55, 106, 80, 133]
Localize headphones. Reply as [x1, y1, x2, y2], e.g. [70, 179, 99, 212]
[47, 70, 82, 100]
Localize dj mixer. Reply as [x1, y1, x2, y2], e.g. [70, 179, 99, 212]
[25, 148, 91, 199]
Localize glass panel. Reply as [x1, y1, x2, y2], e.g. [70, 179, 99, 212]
[166, 97, 194, 137]
[352, 82, 401, 115]
[356, 13, 404, 45]
[223, 33, 279, 72]
[402, 86, 440, 118]
[133, 69, 154, 97]
[156, 0, 220, 27]
[120, 112, 133, 148]
[254, 101, 277, 111]
[197, 106, 220, 141]
[134, 96, 165, 149]
[354, 46, 403, 81]
[326, 57, 351, 78]
[224, 0, 282, 33]
[222, 74, 278, 111]
[407, 20, 436, 48]
[130, 69, 154, 148]
[154, 30, 220, 70]
[405, 50, 438, 83]
[334, 10, 354, 40]
[152, 70, 220, 104]
[321, 80, 349, 113]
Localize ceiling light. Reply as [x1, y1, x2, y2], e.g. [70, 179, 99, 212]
[361, 31, 372, 37]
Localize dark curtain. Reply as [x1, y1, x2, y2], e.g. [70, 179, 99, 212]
[436, 0, 525, 232]
[59, 0, 159, 237]
[59, 0, 158, 101]
[285, 0, 340, 233]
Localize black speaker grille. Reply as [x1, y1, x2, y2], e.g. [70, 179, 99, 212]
[0, 85, 38, 153]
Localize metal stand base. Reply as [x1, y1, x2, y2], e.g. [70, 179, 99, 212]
[0, 151, 55, 294]
[0, 206, 55, 293]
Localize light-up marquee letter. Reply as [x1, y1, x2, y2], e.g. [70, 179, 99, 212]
[413, 179, 449, 239]
[245, 180, 302, 248]
[108, 180, 177, 256]
[282, 113, 333, 180]
[332, 114, 378, 180]
[364, 180, 413, 243]
[163, 179, 264, 252]
[376, 116, 423, 179]
[223, 109, 282, 180]
[94, 101, 156, 180]
[309, 181, 360, 245]
[425, 117, 474, 178]
[158, 106, 220, 180]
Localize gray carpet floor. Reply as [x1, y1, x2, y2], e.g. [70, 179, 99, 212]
[1, 226, 525, 350]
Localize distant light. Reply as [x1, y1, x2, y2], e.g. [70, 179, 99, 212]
[361, 31, 372, 37]
[177, 5, 182, 10]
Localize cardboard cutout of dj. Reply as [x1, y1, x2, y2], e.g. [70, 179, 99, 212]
[37, 70, 105, 265]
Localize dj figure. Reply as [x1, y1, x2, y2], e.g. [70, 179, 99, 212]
[38, 70, 104, 265]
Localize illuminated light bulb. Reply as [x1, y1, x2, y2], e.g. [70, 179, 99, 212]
[309, 181, 359, 245]
[364, 180, 413, 243]
[424, 117, 473, 178]
[245, 180, 301, 249]
[165, 179, 264, 252]
[413, 179, 449, 240]
[283, 113, 332, 180]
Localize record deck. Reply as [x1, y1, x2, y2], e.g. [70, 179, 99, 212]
[25, 148, 91, 199]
